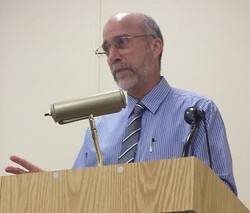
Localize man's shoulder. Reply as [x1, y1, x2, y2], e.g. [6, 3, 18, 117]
[169, 87, 213, 103]
[165, 87, 218, 114]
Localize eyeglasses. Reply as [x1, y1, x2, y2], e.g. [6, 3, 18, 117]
[95, 34, 155, 55]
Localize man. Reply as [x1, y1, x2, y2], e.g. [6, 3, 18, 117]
[5, 12, 237, 195]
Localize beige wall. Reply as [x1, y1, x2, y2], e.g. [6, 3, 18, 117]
[0, 0, 249, 209]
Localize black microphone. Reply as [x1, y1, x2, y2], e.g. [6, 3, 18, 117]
[182, 107, 213, 169]
[184, 106, 205, 126]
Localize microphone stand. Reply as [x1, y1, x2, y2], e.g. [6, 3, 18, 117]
[182, 107, 213, 169]
[182, 120, 213, 169]
[89, 114, 103, 166]
[182, 123, 198, 157]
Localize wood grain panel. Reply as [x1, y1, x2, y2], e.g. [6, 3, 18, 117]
[0, 157, 249, 213]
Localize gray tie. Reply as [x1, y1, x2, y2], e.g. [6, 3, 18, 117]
[118, 102, 145, 164]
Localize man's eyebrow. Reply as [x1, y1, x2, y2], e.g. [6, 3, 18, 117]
[102, 34, 130, 45]
[114, 34, 129, 38]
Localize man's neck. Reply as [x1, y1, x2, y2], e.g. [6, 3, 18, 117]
[127, 76, 161, 100]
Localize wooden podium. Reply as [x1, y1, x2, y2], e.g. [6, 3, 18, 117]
[0, 157, 249, 213]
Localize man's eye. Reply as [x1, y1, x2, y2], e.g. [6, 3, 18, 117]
[102, 43, 110, 52]
[116, 37, 129, 47]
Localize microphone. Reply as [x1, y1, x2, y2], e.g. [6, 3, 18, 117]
[44, 89, 126, 124]
[182, 106, 213, 169]
[184, 107, 205, 126]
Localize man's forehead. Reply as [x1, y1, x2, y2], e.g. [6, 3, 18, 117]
[103, 16, 141, 40]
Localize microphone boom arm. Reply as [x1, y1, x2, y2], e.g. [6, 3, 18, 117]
[182, 123, 198, 157]
[89, 114, 103, 166]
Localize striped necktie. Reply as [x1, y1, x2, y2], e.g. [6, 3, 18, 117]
[118, 102, 145, 164]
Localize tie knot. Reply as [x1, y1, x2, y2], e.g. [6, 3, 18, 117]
[133, 102, 145, 115]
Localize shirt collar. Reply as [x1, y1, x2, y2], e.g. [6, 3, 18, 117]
[126, 76, 171, 117]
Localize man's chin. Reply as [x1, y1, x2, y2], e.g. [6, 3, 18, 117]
[115, 78, 136, 91]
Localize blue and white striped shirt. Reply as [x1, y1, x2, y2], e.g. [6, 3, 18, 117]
[73, 76, 237, 195]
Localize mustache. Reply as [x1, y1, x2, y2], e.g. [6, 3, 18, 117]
[111, 64, 133, 73]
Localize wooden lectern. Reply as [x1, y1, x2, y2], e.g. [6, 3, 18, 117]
[0, 157, 249, 213]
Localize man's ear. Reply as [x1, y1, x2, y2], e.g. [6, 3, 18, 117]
[152, 38, 163, 59]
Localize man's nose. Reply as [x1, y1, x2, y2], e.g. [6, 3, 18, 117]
[107, 46, 122, 64]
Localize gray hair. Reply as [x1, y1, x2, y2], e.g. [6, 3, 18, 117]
[135, 13, 164, 66]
